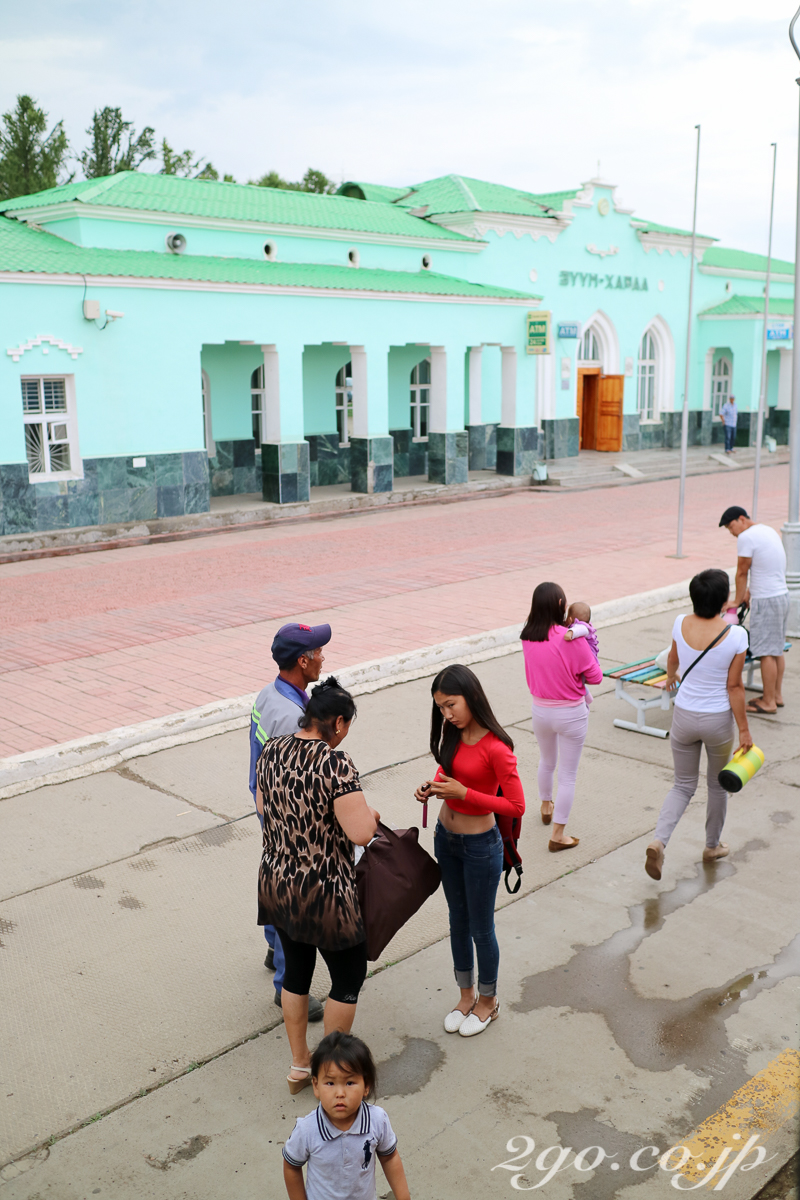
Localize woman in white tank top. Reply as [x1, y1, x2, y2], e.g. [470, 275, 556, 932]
[645, 569, 752, 881]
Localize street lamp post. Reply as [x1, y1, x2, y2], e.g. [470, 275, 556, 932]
[786, 12, 800, 635]
[752, 142, 777, 521]
[675, 125, 701, 560]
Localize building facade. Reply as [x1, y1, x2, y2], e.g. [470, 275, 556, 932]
[0, 171, 793, 536]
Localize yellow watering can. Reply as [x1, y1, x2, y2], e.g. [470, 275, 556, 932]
[718, 746, 765, 794]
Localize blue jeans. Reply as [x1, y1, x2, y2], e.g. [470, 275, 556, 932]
[256, 806, 285, 991]
[434, 821, 503, 996]
[724, 424, 736, 452]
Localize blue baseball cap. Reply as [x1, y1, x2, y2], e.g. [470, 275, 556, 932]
[271, 622, 332, 667]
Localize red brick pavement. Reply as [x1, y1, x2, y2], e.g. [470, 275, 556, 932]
[0, 466, 790, 756]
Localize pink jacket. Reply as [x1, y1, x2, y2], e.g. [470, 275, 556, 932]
[522, 625, 603, 703]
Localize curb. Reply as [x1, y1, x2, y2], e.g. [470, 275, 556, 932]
[0, 578, 699, 800]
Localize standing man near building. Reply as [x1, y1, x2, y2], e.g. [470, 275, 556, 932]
[719, 394, 738, 455]
[720, 506, 788, 714]
[249, 621, 333, 1022]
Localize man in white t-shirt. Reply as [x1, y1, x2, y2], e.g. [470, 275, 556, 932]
[720, 504, 789, 714]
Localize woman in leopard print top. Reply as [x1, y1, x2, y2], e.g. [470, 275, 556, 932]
[256, 676, 380, 1093]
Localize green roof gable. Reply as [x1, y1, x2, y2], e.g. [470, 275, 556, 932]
[699, 294, 794, 317]
[701, 246, 794, 275]
[633, 218, 717, 240]
[0, 171, 473, 243]
[336, 181, 411, 203]
[0, 216, 536, 300]
[392, 175, 581, 218]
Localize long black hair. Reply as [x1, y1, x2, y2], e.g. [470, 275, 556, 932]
[430, 663, 513, 775]
[521, 581, 567, 642]
[298, 676, 356, 740]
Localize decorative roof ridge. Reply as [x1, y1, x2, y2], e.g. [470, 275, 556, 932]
[450, 175, 483, 212]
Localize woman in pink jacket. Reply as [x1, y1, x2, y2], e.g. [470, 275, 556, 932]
[521, 582, 603, 851]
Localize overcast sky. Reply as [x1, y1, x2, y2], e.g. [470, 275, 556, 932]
[3, 0, 800, 260]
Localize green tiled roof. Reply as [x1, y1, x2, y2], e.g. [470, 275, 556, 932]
[633, 218, 716, 240]
[701, 246, 794, 275]
[0, 216, 537, 300]
[700, 294, 794, 317]
[0, 171, 471, 243]
[336, 181, 411, 203]
[391, 175, 581, 218]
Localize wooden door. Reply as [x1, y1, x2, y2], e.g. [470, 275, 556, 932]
[578, 369, 600, 449]
[596, 374, 624, 452]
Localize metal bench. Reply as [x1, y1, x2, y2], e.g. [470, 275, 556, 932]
[603, 657, 672, 738]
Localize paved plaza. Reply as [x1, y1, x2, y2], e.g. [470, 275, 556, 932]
[1, 609, 797, 1199]
[0, 463, 791, 758]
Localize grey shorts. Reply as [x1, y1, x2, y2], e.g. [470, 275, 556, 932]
[749, 593, 790, 657]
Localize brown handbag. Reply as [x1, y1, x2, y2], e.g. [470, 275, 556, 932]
[355, 822, 441, 961]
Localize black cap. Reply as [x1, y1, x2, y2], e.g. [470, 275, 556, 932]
[271, 622, 332, 668]
[719, 505, 749, 527]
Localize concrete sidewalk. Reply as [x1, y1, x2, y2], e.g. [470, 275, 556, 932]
[0, 464, 790, 757]
[1, 608, 797, 1198]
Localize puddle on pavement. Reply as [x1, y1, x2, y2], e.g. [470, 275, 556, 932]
[73, 875, 105, 889]
[513, 839, 800, 1152]
[145, 1134, 210, 1170]
[377, 1037, 445, 1097]
[118, 892, 145, 910]
[0, 915, 17, 947]
[170, 823, 252, 852]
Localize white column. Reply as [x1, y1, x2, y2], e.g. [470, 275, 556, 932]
[260, 344, 281, 443]
[429, 345, 448, 433]
[535, 352, 555, 423]
[349, 345, 368, 438]
[500, 346, 517, 427]
[778, 347, 793, 409]
[468, 346, 482, 425]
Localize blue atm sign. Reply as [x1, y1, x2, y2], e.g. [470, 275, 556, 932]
[557, 322, 580, 339]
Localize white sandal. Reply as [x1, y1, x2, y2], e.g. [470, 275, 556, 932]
[287, 1065, 312, 1095]
[444, 1004, 474, 1033]
[459, 999, 500, 1037]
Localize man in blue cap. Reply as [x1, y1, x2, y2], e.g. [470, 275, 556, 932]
[249, 621, 332, 1022]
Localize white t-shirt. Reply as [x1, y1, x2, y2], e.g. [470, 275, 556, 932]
[737, 523, 788, 599]
[673, 616, 748, 713]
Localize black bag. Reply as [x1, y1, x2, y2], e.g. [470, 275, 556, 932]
[355, 822, 441, 961]
[495, 787, 523, 894]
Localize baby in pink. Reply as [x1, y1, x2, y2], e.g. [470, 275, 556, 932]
[563, 601, 599, 703]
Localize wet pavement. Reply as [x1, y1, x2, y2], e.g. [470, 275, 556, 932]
[0, 606, 797, 1198]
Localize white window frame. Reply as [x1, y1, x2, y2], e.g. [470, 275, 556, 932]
[410, 357, 431, 441]
[576, 328, 601, 365]
[637, 330, 658, 422]
[251, 365, 265, 450]
[335, 362, 353, 447]
[710, 356, 731, 418]
[21, 374, 83, 482]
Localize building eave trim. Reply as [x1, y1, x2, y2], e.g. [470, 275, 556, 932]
[698, 264, 794, 283]
[7, 202, 482, 251]
[636, 230, 716, 259]
[428, 210, 571, 244]
[0, 269, 539, 305]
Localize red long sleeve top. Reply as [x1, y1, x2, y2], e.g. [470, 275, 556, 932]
[434, 732, 526, 818]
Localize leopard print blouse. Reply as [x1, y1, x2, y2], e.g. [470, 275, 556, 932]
[257, 734, 365, 951]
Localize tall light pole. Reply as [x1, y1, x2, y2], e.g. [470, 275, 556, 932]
[752, 142, 777, 520]
[787, 12, 800, 636]
[675, 124, 701, 559]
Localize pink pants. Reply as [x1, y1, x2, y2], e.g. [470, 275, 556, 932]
[530, 702, 589, 826]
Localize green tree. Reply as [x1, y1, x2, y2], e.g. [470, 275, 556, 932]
[79, 107, 156, 178]
[0, 95, 70, 201]
[249, 167, 336, 193]
[160, 138, 219, 180]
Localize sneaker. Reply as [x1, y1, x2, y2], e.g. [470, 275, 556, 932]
[274, 990, 325, 1023]
[264, 947, 275, 971]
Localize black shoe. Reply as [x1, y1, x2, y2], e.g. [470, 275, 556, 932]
[274, 990, 325, 1023]
[264, 948, 275, 971]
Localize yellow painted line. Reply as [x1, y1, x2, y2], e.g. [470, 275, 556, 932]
[675, 1048, 800, 1186]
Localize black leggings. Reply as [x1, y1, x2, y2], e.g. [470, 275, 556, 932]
[276, 928, 368, 1005]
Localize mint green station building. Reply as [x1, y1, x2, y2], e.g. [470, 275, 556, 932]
[0, 171, 793, 534]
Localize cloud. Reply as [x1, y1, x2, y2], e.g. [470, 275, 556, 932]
[1, 0, 798, 258]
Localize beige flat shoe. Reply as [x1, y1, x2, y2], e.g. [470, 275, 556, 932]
[702, 843, 729, 863]
[645, 840, 665, 880]
[541, 802, 554, 826]
[548, 837, 579, 852]
[287, 1066, 312, 1095]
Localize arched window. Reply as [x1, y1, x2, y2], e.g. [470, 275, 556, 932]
[710, 357, 731, 418]
[577, 327, 601, 363]
[637, 330, 658, 421]
[335, 362, 353, 446]
[251, 366, 264, 445]
[410, 358, 431, 440]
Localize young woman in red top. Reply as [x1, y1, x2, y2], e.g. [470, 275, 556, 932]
[414, 664, 525, 1039]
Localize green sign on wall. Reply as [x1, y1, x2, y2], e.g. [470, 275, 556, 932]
[526, 310, 551, 355]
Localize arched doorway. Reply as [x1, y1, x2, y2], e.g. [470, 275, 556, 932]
[576, 315, 623, 451]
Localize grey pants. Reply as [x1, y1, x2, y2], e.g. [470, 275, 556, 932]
[654, 706, 734, 849]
